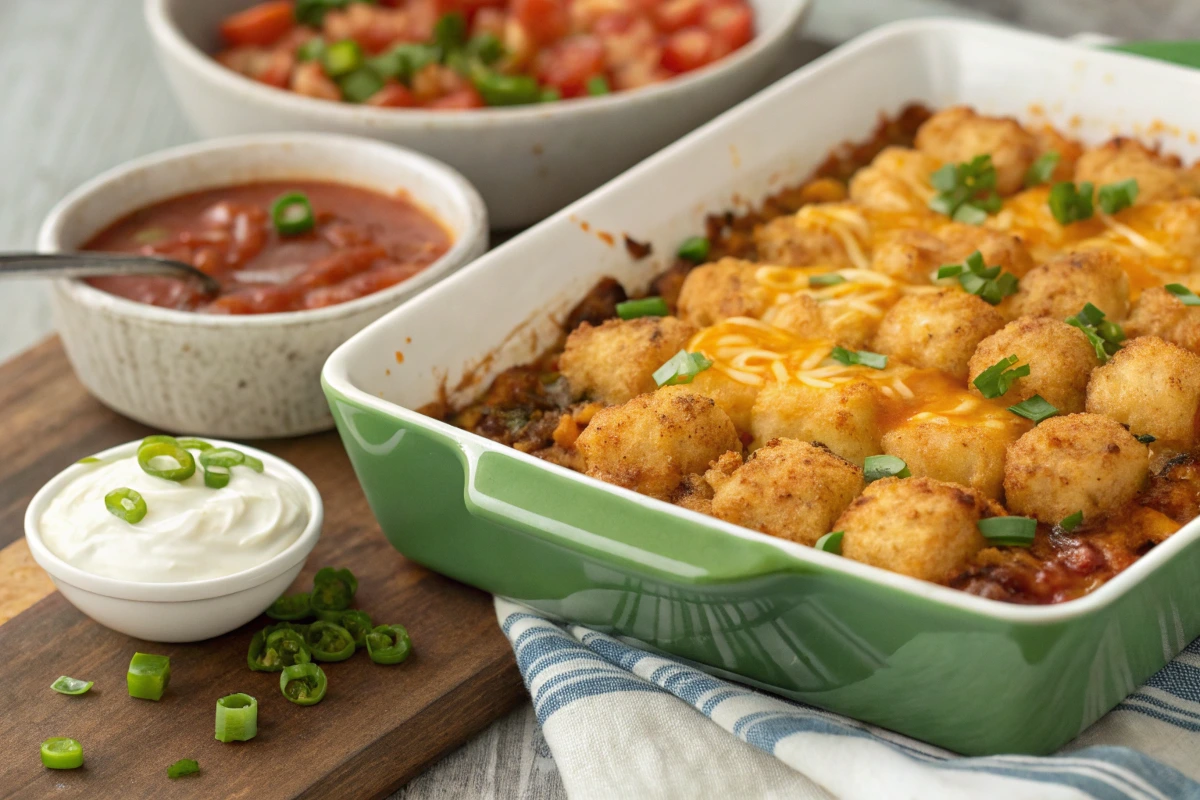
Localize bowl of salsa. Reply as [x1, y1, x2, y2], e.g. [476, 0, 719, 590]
[144, 0, 811, 228]
[39, 132, 487, 438]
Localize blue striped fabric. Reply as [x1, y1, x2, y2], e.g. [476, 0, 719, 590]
[499, 601, 1200, 800]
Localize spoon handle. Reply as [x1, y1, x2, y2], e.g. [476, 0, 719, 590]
[0, 252, 220, 295]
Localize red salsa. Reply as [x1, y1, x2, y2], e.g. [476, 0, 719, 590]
[84, 180, 451, 314]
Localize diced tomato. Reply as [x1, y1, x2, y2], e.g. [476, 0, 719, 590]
[591, 11, 637, 38]
[295, 245, 386, 290]
[537, 35, 606, 97]
[704, 2, 753, 52]
[661, 27, 715, 73]
[472, 7, 507, 37]
[219, 1, 296, 48]
[654, 0, 706, 33]
[206, 285, 306, 314]
[513, 0, 570, 44]
[257, 50, 295, 89]
[366, 83, 417, 108]
[427, 87, 486, 110]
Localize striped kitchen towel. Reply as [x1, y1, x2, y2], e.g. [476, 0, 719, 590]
[496, 598, 1200, 800]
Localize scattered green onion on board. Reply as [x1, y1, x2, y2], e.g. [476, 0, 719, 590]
[366, 624, 413, 665]
[978, 516, 1037, 547]
[1165, 283, 1200, 306]
[127, 652, 170, 701]
[1007, 395, 1059, 424]
[863, 455, 910, 483]
[830, 346, 888, 370]
[972, 355, 1029, 399]
[312, 567, 358, 612]
[1098, 179, 1139, 215]
[215, 694, 258, 743]
[168, 758, 200, 779]
[814, 531, 844, 555]
[50, 676, 93, 696]
[40, 737, 83, 770]
[304, 622, 357, 662]
[271, 192, 316, 236]
[266, 592, 313, 622]
[652, 350, 713, 387]
[616, 297, 669, 319]
[1023, 151, 1060, 188]
[105, 487, 147, 524]
[318, 609, 373, 646]
[1058, 511, 1084, 533]
[677, 236, 710, 263]
[281, 662, 328, 706]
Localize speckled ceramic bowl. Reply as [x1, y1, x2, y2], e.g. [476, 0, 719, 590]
[38, 133, 487, 438]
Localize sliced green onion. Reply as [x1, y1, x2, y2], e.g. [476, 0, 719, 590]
[176, 437, 213, 451]
[312, 567, 358, 612]
[137, 441, 196, 482]
[1008, 394, 1059, 423]
[1165, 283, 1200, 306]
[127, 652, 170, 701]
[677, 236, 710, 263]
[652, 350, 713, 387]
[978, 516, 1037, 547]
[271, 192, 315, 236]
[296, 38, 325, 63]
[40, 737, 83, 770]
[105, 487, 147, 524]
[304, 621, 356, 662]
[249, 625, 311, 672]
[200, 448, 246, 469]
[321, 39, 364, 78]
[1066, 302, 1125, 362]
[940, 250, 1018, 305]
[266, 592, 312, 622]
[281, 662, 328, 706]
[1059, 511, 1084, 532]
[339, 67, 385, 103]
[141, 434, 179, 448]
[134, 226, 170, 245]
[242, 454, 265, 473]
[540, 87, 562, 103]
[973, 355, 1029, 399]
[808, 273, 846, 287]
[814, 531, 843, 555]
[830, 346, 887, 370]
[586, 75, 611, 96]
[204, 465, 231, 489]
[214, 694, 258, 743]
[936, 264, 964, 280]
[50, 676, 93, 696]
[928, 154, 1001, 224]
[1135, 433, 1156, 444]
[466, 33, 504, 65]
[168, 758, 200, 779]
[473, 72, 540, 106]
[863, 454, 910, 483]
[1098, 178, 1139, 215]
[321, 609, 373, 645]
[616, 297, 669, 319]
[1024, 151, 1060, 188]
[365, 624, 413, 665]
[433, 11, 467, 50]
[77, 456, 101, 464]
[1048, 181, 1095, 225]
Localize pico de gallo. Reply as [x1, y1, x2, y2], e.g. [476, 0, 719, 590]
[215, 0, 757, 109]
[83, 181, 451, 314]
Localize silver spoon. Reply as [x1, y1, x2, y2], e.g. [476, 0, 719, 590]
[0, 253, 220, 296]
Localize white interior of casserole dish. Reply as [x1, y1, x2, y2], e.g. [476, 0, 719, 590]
[324, 18, 1200, 624]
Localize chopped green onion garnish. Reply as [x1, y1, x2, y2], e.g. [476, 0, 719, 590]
[304, 621, 357, 662]
[105, 487, 147, 524]
[677, 236, 710, 263]
[1165, 283, 1200, 306]
[808, 273, 846, 287]
[540, 87, 562, 103]
[1024, 151, 1061, 188]
[653, 350, 713, 387]
[466, 33, 504, 65]
[474, 72, 541, 106]
[1135, 433, 1156, 444]
[134, 226, 170, 245]
[1008, 394, 1059, 423]
[176, 437, 213, 451]
[40, 737, 83, 770]
[936, 264, 963, 279]
[77, 456, 101, 464]
[320, 39, 364, 78]
[1048, 181, 1095, 225]
[242, 454, 265, 473]
[271, 192, 315, 236]
[1098, 179, 1139, 215]
[312, 567, 358, 612]
[928, 154, 1002, 224]
[1066, 302, 1125, 362]
[433, 11, 467, 50]
[815, 531, 844, 555]
[1059, 511, 1084, 532]
[973, 355, 1029, 399]
[863, 454, 911, 483]
[204, 465, 231, 489]
[127, 652, 170, 701]
[616, 297, 669, 319]
[50, 676, 93, 695]
[281, 662, 328, 706]
[266, 592, 312, 622]
[141, 434, 179, 448]
[296, 38, 325, 63]
[168, 759, 200, 779]
[200, 448, 245, 469]
[339, 67, 385, 103]
[586, 75, 611, 96]
[214, 693, 258, 743]
[365, 624, 413, 665]
[830, 346, 888, 370]
[939, 251, 1018, 305]
[978, 516, 1037, 547]
[320, 609, 373, 645]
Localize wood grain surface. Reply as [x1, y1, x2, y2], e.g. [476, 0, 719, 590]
[0, 339, 526, 799]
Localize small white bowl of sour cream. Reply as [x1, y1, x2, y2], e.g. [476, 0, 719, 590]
[25, 438, 322, 642]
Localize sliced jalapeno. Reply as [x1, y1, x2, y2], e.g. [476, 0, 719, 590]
[303, 621, 356, 662]
[365, 624, 412, 665]
[315, 609, 372, 646]
[311, 567, 357, 612]
[248, 625, 311, 672]
[266, 592, 312, 621]
[280, 662, 328, 706]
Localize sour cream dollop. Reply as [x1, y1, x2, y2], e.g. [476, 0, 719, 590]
[39, 452, 309, 583]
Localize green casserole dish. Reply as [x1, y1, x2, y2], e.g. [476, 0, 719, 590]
[322, 20, 1200, 755]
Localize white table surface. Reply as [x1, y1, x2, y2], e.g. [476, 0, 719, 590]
[2, 0, 1194, 796]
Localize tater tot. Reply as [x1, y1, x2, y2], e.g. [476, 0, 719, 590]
[679, 369, 760, 433]
[750, 379, 882, 466]
[1010, 250, 1131, 322]
[677, 258, 767, 327]
[873, 289, 1006, 381]
[870, 229, 946, 285]
[707, 439, 863, 546]
[914, 106, 1039, 195]
[938, 225, 1036, 279]
[1086, 336, 1200, 450]
[968, 317, 1099, 412]
[754, 204, 865, 268]
[836, 477, 998, 582]
[560, 316, 697, 405]
[881, 420, 1016, 500]
[576, 386, 740, 500]
[1074, 138, 1188, 204]
[767, 295, 872, 350]
[1126, 286, 1200, 353]
[848, 146, 943, 213]
[1004, 413, 1149, 524]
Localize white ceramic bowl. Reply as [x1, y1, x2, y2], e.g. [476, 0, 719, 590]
[144, 0, 811, 229]
[38, 132, 488, 438]
[24, 439, 323, 643]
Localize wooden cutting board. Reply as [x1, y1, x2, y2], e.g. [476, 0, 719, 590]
[0, 338, 526, 799]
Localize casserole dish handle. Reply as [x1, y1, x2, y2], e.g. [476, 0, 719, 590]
[461, 443, 806, 585]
